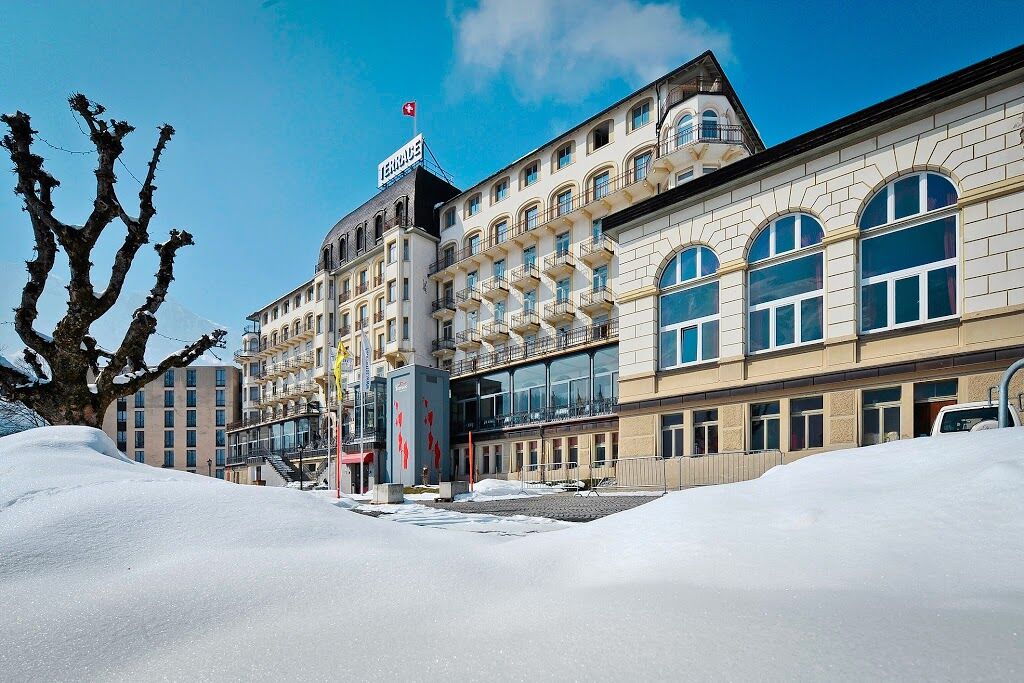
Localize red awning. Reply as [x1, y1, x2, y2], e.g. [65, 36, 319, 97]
[341, 451, 374, 464]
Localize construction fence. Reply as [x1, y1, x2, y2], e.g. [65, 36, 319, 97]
[518, 450, 784, 493]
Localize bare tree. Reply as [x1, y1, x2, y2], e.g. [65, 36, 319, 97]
[0, 95, 226, 427]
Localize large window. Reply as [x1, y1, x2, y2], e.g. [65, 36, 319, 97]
[479, 371, 510, 429]
[748, 213, 825, 353]
[790, 396, 824, 450]
[593, 347, 618, 404]
[549, 353, 590, 414]
[863, 386, 902, 445]
[513, 363, 546, 419]
[859, 172, 958, 333]
[693, 409, 719, 455]
[659, 246, 720, 370]
[661, 414, 684, 458]
[750, 401, 780, 450]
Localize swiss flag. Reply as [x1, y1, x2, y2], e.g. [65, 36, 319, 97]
[402, 101, 416, 117]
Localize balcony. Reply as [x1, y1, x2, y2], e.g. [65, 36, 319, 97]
[373, 311, 384, 324]
[543, 251, 575, 278]
[338, 324, 351, 337]
[456, 398, 618, 434]
[355, 318, 369, 332]
[428, 252, 458, 278]
[579, 234, 614, 267]
[431, 337, 456, 360]
[658, 123, 755, 159]
[290, 350, 315, 370]
[544, 300, 575, 325]
[508, 263, 541, 290]
[339, 289, 352, 304]
[478, 276, 508, 302]
[450, 318, 618, 379]
[431, 296, 456, 321]
[580, 286, 615, 315]
[264, 361, 287, 381]
[482, 319, 509, 343]
[510, 309, 540, 334]
[385, 338, 412, 361]
[233, 346, 259, 362]
[455, 286, 481, 310]
[455, 328, 482, 351]
[355, 282, 371, 297]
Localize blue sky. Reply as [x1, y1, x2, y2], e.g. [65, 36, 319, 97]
[2, 0, 1022, 338]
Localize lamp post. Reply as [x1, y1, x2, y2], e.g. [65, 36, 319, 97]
[207, 458, 212, 478]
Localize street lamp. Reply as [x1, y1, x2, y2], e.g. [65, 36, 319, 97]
[207, 458, 212, 478]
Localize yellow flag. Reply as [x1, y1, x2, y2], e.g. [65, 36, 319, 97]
[333, 339, 348, 400]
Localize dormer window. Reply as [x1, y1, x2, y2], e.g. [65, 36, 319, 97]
[591, 121, 611, 151]
[522, 161, 539, 188]
[555, 142, 574, 170]
[492, 178, 509, 203]
[630, 100, 651, 131]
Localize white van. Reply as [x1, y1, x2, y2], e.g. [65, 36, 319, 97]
[930, 401, 1021, 436]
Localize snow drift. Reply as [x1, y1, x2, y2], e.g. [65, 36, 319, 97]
[2, 426, 1023, 680]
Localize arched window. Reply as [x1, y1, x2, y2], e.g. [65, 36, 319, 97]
[339, 237, 347, 261]
[859, 172, 958, 333]
[355, 226, 364, 252]
[631, 149, 653, 183]
[490, 218, 508, 245]
[322, 246, 332, 270]
[465, 232, 481, 255]
[676, 114, 694, 147]
[747, 213, 825, 354]
[374, 215, 383, 241]
[395, 200, 405, 225]
[659, 246, 720, 370]
[701, 110, 718, 140]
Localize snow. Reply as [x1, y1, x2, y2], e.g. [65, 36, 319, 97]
[455, 476, 587, 500]
[2, 426, 1024, 680]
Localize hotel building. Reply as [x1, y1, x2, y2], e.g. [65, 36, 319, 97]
[227, 167, 459, 488]
[102, 364, 241, 478]
[601, 46, 1024, 461]
[433, 52, 764, 475]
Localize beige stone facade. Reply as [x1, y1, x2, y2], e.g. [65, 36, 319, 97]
[102, 365, 241, 477]
[603, 51, 1024, 461]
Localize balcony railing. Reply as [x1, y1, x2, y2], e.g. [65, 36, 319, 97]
[450, 317, 618, 378]
[507, 263, 540, 285]
[455, 286, 481, 305]
[579, 234, 614, 262]
[544, 300, 575, 322]
[430, 164, 652, 275]
[339, 289, 351, 304]
[663, 75, 736, 113]
[455, 328, 482, 347]
[510, 309, 540, 331]
[659, 123, 754, 157]
[338, 324, 351, 337]
[373, 311, 384, 324]
[432, 296, 456, 314]
[432, 337, 456, 353]
[454, 398, 618, 434]
[543, 250, 575, 274]
[580, 285, 615, 311]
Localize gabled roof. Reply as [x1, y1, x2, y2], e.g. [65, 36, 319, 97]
[603, 44, 1024, 235]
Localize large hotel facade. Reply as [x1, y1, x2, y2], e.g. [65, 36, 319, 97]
[227, 46, 1024, 489]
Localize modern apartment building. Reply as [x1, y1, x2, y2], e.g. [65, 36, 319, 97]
[102, 364, 241, 478]
[227, 166, 459, 489]
[432, 52, 763, 476]
[601, 46, 1024, 461]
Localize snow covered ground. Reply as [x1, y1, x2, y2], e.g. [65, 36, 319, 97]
[2, 426, 1024, 680]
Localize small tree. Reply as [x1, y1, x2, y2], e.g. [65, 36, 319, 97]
[0, 95, 226, 427]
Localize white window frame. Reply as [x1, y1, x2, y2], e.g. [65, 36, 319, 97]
[859, 210, 959, 334]
[659, 247, 720, 370]
[747, 251, 825, 355]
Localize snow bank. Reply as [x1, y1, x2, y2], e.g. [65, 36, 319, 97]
[455, 476, 577, 501]
[2, 426, 1024, 680]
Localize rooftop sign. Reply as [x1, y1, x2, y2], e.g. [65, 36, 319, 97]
[378, 134, 423, 188]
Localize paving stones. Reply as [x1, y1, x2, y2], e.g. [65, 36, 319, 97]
[422, 494, 660, 523]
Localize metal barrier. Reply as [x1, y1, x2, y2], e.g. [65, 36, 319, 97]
[515, 450, 783, 494]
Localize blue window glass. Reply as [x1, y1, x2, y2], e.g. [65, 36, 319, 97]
[593, 172, 610, 199]
[679, 248, 697, 281]
[775, 304, 795, 346]
[894, 276, 920, 324]
[893, 175, 920, 220]
[701, 319, 719, 360]
[861, 217, 956, 278]
[660, 282, 719, 326]
[660, 331, 677, 368]
[681, 327, 698, 363]
[927, 266, 956, 319]
[700, 248, 719, 277]
[749, 309, 770, 352]
[748, 253, 823, 306]
[926, 174, 957, 212]
[861, 282, 888, 331]
[748, 230, 770, 262]
[632, 102, 649, 129]
[800, 297, 823, 342]
[774, 215, 796, 253]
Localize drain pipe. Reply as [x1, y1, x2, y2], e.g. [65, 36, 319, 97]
[998, 357, 1024, 427]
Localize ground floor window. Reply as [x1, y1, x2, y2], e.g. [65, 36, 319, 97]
[481, 446, 491, 474]
[568, 437, 578, 466]
[494, 444, 503, 473]
[863, 387, 902, 445]
[661, 413, 684, 458]
[790, 396, 824, 450]
[750, 402, 780, 450]
[529, 440, 539, 467]
[552, 438, 563, 468]
[595, 434, 607, 465]
[693, 409, 719, 455]
[913, 379, 958, 436]
[515, 442, 524, 471]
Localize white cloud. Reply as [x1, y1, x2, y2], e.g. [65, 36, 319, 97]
[450, 0, 731, 103]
